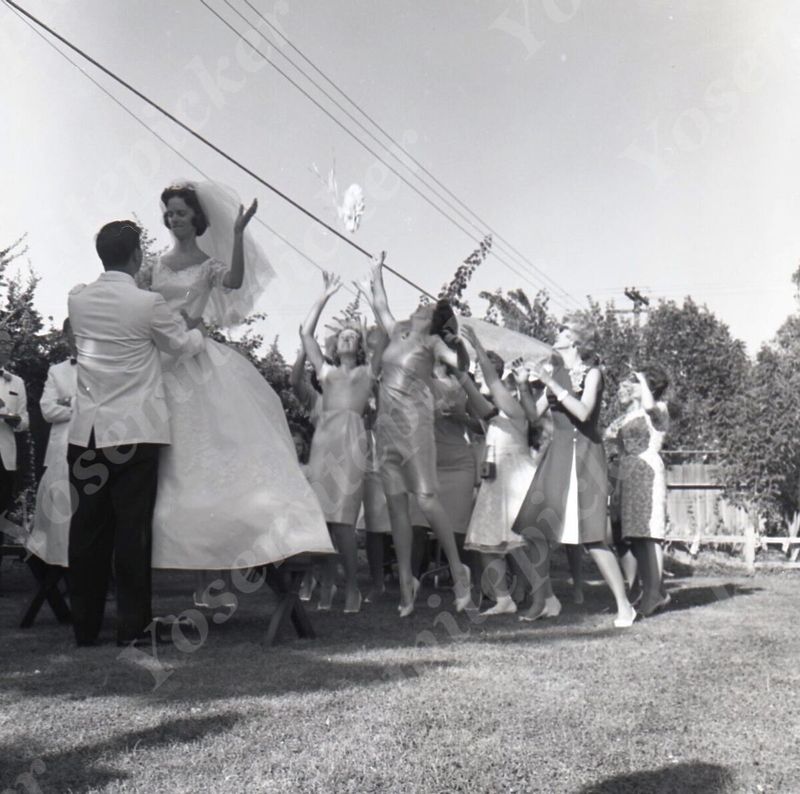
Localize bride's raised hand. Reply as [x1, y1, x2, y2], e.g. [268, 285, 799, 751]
[234, 199, 258, 235]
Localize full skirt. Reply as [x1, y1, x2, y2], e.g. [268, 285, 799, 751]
[152, 339, 334, 569]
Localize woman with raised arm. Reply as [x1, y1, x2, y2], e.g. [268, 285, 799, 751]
[512, 315, 636, 628]
[300, 271, 374, 614]
[461, 327, 536, 615]
[369, 253, 472, 616]
[137, 181, 333, 590]
[605, 365, 671, 616]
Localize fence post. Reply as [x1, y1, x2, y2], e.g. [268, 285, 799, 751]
[743, 525, 756, 573]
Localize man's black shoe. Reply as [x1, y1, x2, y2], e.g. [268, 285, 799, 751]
[116, 623, 170, 648]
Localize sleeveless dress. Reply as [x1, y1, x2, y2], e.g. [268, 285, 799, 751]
[375, 328, 451, 497]
[306, 364, 371, 525]
[606, 404, 668, 540]
[464, 410, 534, 553]
[139, 257, 334, 568]
[409, 374, 476, 533]
[513, 365, 608, 545]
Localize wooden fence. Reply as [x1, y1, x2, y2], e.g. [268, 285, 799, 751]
[665, 459, 800, 570]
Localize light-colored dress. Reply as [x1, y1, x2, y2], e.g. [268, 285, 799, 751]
[465, 410, 534, 553]
[139, 257, 334, 568]
[375, 327, 452, 497]
[306, 364, 371, 525]
[27, 359, 77, 567]
[606, 404, 668, 540]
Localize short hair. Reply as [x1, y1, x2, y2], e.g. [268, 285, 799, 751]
[639, 363, 669, 400]
[161, 184, 209, 235]
[563, 313, 600, 364]
[95, 221, 142, 270]
[486, 350, 505, 378]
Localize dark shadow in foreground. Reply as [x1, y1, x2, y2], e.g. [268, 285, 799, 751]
[0, 713, 240, 793]
[580, 760, 735, 794]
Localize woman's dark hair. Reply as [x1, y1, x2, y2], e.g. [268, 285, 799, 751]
[161, 185, 209, 235]
[95, 220, 142, 269]
[430, 299, 457, 342]
[639, 363, 669, 401]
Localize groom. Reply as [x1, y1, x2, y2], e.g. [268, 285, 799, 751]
[67, 220, 205, 647]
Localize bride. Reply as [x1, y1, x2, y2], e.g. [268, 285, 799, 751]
[136, 180, 333, 577]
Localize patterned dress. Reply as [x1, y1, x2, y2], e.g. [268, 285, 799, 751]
[512, 365, 608, 545]
[606, 405, 669, 540]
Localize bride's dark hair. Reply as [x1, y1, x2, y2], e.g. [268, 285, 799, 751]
[161, 184, 209, 235]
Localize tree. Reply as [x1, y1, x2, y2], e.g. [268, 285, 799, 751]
[479, 287, 560, 343]
[638, 298, 749, 453]
[0, 237, 58, 513]
[718, 283, 800, 527]
[427, 235, 492, 314]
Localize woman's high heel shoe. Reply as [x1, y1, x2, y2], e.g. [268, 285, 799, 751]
[454, 564, 472, 613]
[481, 595, 517, 616]
[398, 578, 420, 618]
[613, 604, 638, 628]
[519, 594, 562, 622]
[317, 583, 336, 611]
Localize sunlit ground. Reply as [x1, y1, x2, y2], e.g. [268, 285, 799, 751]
[1, 557, 797, 793]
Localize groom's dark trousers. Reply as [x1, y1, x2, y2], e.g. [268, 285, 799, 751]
[67, 431, 160, 645]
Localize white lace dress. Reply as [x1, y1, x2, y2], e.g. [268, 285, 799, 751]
[139, 257, 334, 569]
[464, 411, 536, 554]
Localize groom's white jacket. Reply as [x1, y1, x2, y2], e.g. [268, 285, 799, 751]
[68, 271, 205, 449]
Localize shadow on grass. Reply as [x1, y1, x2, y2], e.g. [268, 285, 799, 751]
[662, 583, 762, 614]
[580, 760, 735, 793]
[0, 712, 240, 793]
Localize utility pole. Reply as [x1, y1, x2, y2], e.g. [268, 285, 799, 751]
[623, 287, 650, 328]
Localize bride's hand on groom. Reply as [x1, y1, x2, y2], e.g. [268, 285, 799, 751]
[181, 310, 208, 336]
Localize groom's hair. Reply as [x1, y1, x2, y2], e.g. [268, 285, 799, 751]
[96, 221, 142, 269]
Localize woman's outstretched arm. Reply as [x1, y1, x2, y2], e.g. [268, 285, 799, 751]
[531, 363, 601, 424]
[301, 271, 342, 374]
[368, 252, 396, 335]
[461, 327, 524, 421]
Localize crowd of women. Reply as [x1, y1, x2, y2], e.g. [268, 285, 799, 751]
[26, 179, 673, 638]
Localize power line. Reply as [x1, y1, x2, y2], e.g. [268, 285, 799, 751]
[200, 0, 574, 312]
[227, 0, 581, 309]
[2, 0, 432, 299]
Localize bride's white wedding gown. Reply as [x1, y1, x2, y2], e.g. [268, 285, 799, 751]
[139, 256, 334, 569]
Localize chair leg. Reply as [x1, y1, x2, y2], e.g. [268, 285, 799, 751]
[263, 564, 316, 646]
[20, 558, 71, 628]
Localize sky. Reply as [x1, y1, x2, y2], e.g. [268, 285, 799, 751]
[1, 0, 799, 356]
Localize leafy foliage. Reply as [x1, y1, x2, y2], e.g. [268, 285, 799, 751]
[479, 287, 559, 343]
[432, 235, 492, 315]
[718, 294, 800, 526]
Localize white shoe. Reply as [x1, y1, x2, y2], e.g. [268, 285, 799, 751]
[481, 596, 518, 616]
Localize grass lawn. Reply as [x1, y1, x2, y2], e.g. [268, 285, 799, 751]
[1, 555, 798, 793]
